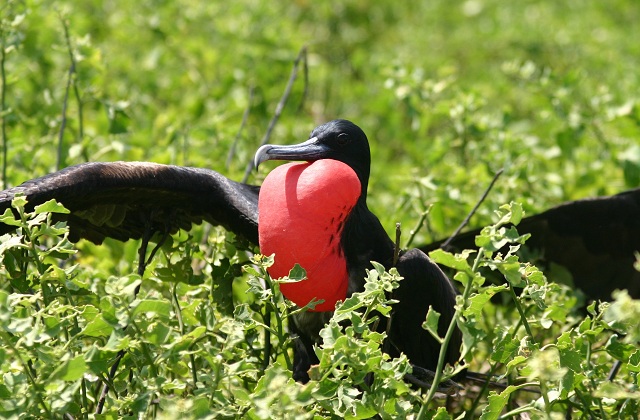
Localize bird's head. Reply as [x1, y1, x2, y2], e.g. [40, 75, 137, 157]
[254, 119, 371, 195]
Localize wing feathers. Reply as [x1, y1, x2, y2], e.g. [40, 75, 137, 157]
[0, 162, 259, 245]
[419, 188, 640, 299]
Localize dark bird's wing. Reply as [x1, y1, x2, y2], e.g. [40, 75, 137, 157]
[420, 188, 640, 300]
[391, 248, 461, 370]
[0, 162, 260, 245]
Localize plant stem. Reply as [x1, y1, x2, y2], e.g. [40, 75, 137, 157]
[0, 330, 53, 417]
[262, 305, 272, 372]
[172, 283, 198, 389]
[243, 45, 307, 182]
[441, 168, 504, 250]
[498, 403, 536, 419]
[57, 14, 83, 170]
[424, 250, 483, 405]
[508, 286, 536, 345]
[0, 24, 7, 189]
[266, 272, 292, 369]
[405, 207, 429, 249]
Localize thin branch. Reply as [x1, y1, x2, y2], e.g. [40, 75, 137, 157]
[56, 66, 72, 170]
[242, 45, 308, 183]
[97, 221, 165, 413]
[297, 47, 308, 112]
[95, 350, 124, 414]
[441, 168, 504, 250]
[424, 248, 484, 405]
[61, 16, 84, 146]
[393, 222, 401, 266]
[1, 24, 8, 189]
[405, 206, 431, 249]
[56, 16, 78, 170]
[262, 306, 272, 373]
[607, 360, 622, 382]
[226, 84, 254, 169]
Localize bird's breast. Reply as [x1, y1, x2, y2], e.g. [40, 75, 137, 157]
[258, 160, 361, 311]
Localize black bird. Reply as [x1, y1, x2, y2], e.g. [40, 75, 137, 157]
[0, 120, 639, 379]
[421, 188, 640, 301]
[0, 162, 260, 245]
[253, 119, 460, 381]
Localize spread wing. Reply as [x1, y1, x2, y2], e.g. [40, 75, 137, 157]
[0, 162, 259, 245]
[420, 188, 640, 300]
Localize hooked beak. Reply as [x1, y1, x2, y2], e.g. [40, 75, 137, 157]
[253, 137, 332, 169]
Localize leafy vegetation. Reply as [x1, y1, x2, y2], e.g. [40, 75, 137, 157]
[1, 0, 639, 418]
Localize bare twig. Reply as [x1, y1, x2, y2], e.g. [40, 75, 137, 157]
[297, 47, 308, 112]
[405, 206, 432, 249]
[227, 84, 254, 169]
[441, 168, 504, 250]
[242, 45, 308, 182]
[57, 15, 83, 170]
[95, 350, 124, 414]
[1, 23, 8, 189]
[96, 221, 169, 413]
[393, 222, 401, 266]
[607, 360, 622, 382]
[262, 306, 272, 373]
[56, 65, 73, 168]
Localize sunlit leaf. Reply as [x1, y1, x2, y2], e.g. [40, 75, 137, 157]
[33, 199, 70, 215]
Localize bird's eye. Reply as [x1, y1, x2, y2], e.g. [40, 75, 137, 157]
[337, 133, 349, 145]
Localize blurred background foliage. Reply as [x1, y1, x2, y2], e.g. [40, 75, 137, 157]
[2, 0, 639, 247]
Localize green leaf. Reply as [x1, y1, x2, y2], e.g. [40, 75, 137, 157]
[288, 263, 307, 281]
[495, 202, 524, 226]
[422, 306, 443, 342]
[480, 385, 521, 420]
[101, 332, 131, 352]
[0, 383, 11, 398]
[144, 321, 171, 345]
[85, 346, 114, 376]
[81, 314, 114, 337]
[34, 199, 70, 214]
[51, 355, 88, 381]
[558, 346, 583, 373]
[465, 291, 492, 318]
[132, 299, 172, 322]
[490, 331, 519, 364]
[11, 195, 27, 209]
[594, 382, 640, 400]
[0, 235, 26, 254]
[628, 350, 640, 373]
[210, 259, 236, 316]
[429, 248, 472, 272]
[0, 208, 21, 226]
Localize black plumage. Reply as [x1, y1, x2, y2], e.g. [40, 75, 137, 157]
[0, 162, 259, 244]
[421, 188, 640, 300]
[254, 120, 460, 381]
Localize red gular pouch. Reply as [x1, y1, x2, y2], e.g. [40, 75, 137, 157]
[258, 159, 361, 312]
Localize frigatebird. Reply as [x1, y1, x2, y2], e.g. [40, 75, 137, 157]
[253, 119, 460, 381]
[420, 189, 640, 301]
[0, 120, 639, 380]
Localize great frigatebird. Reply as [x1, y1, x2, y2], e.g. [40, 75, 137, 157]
[0, 120, 639, 379]
[253, 119, 460, 381]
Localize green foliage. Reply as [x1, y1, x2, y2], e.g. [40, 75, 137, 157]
[1, 0, 639, 418]
[430, 203, 640, 417]
[1, 197, 638, 418]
